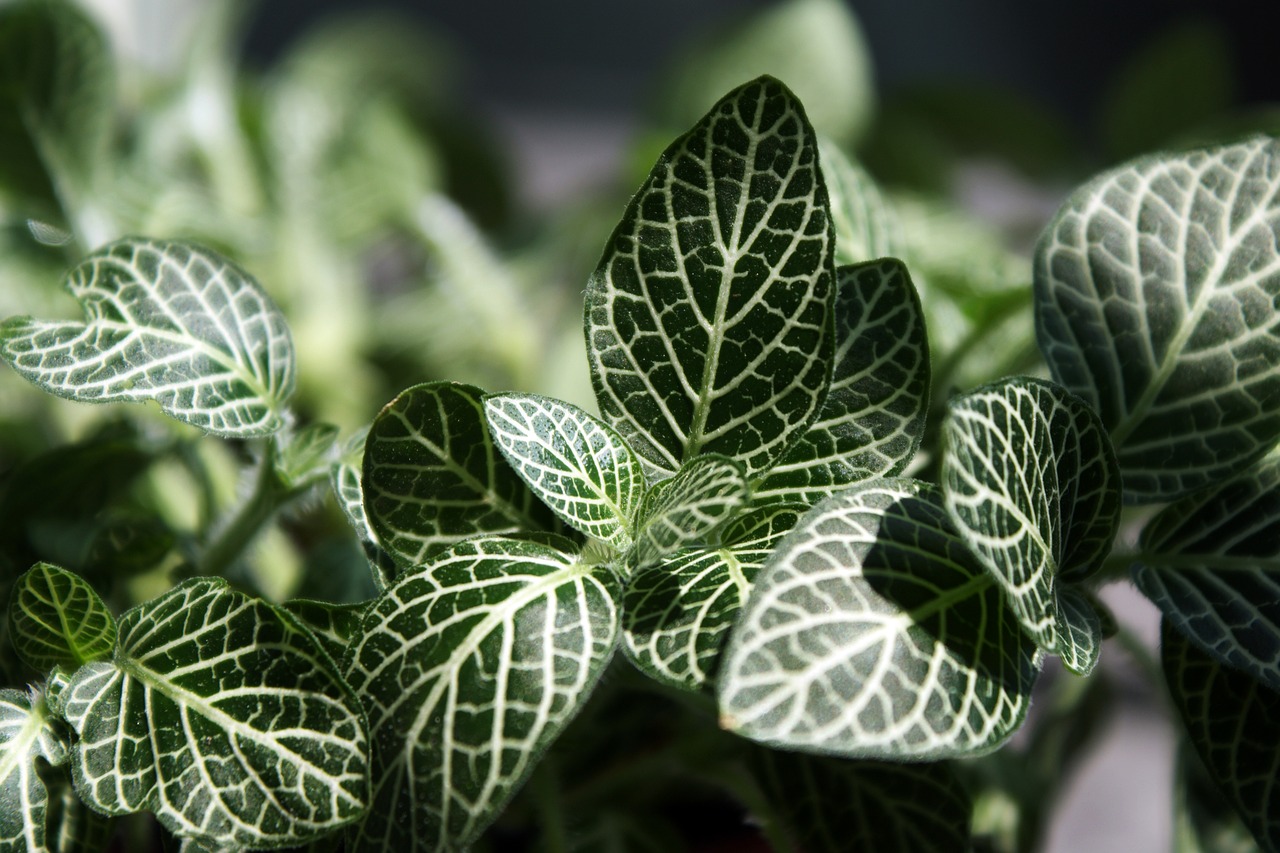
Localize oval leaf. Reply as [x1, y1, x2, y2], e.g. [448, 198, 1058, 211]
[0, 689, 69, 853]
[0, 238, 296, 437]
[632, 455, 749, 569]
[587, 75, 835, 480]
[719, 479, 1039, 759]
[59, 578, 369, 849]
[9, 563, 116, 673]
[1035, 137, 1280, 503]
[344, 535, 620, 852]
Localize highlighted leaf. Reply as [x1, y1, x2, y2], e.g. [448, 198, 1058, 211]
[8, 563, 115, 673]
[632, 455, 749, 568]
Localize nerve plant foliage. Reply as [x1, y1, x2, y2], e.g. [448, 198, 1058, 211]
[0, 36, 1278, 853]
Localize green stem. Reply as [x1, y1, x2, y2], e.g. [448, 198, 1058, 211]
[531, 757, 570, 853]
[196, 446, 286, 579]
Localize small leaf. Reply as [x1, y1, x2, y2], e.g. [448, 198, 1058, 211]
[1035, 137, 1280, 502]
[331, 427, 397, 590]
[484, 393, 646, 552]
[756, 259, 929, 504]
[362, 382, 564, 568]
[275, 422, 340, 490]
[632, 455, 749, 568]
[1163, 621, 1279, 852]
[8, 563, 116, 673]
[282, 598, 365, 665]
[344, 534, 620, 852]
[587, 75, 835, 480]
[1054, 586, 1104, 677]
[820, 141, 902, 266]
[0, 238, 296, 437]
[624, 503, 803, 690]
[719, 479, 1039, 759]
[60, 578, 369, 849]
[1133, 451, 1280, 693]
[0, 688, 69, 853]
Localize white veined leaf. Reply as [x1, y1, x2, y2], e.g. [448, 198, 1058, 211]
[718, 479, 1039, 759]
[941, 376, 1120, 675]
[623, 503, 803, 690]
[281, 598, 365, 667]
[0, 688, 70, 853]
[1035, 136, 1280, 503]
[0, 238, 296, 437]
[39, 763, 113, 853]
[820, 140, 902, 266]
[1174, 744, 1264, 853]
[330, 427, 396, 591]
[59, 578, 369, 849]
[484, 392, 647, 552]
[1133, 451, 1280, 694]
[587, 75, 835, 481]
[8, 563, 116, 673]
[343, 534, 620, 852]
[756, 259, 929, 504]
[1054, 586, 1104, 677]
[631, 455, 749, 569]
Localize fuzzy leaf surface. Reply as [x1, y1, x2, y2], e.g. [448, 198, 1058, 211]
[9, 563, 116, 673]
[0, 690, 69, 853]
[1035, 137, 1280, 502]
[587, 75, 834, 480]
[632, 455, 749, 568]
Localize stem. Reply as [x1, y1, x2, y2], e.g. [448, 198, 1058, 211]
[531, 757, 570, 853]
[196, 446, 285, 578]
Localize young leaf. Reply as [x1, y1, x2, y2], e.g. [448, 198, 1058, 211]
[755, 258, 929, 503]
[719, 479, 1039, 759]
[587, 75, 835, 480]
[1163, 622, 1279, 852]
[343, 534, 620, 852]
[484, 393, 646, 552]
[941, 377, 1120, 674]
[624, 503, 803, 690]
[0, 689, 69, 853]
[1133, 452, 1280, 693]
[362, 382, 564, 568]
[0, 238, 296, 437]
[820, 141, 902, 266]
[1035, 136, 1280, 503]
[8, 563, 116, 673]
[631, 455, 749, 568]
[59, 578, 369, 849]
[282, 598, 366, 666]
[331, 427, 397, 590]
[275, 422, 340, 490]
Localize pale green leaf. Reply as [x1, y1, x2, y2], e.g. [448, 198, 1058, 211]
[344, 535, 620, 852]
[756, 259, 929, 503]
[821, 140, 901, 266]
[8, 563, 116, 673]
[1035, 136, 1280, 503]
[275, 422, 339, 490]
[330, 427, 396, 591]
[484, 393, 646, 552]
[60, 578, 369, 849]
[0, 238, 296, 437]
[587, 76, 835, 480]
[0, 689, 69, 853]
[719, 479, 1039, 759]
[631, 455, 749, 569]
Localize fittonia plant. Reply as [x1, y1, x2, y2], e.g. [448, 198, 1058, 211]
[0, 43, 1278, 853]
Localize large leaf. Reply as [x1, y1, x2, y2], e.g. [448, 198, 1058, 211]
[623, 503, 803, 690]
[1133, 452, 1280, 693]
[587, 75, 835, 480]
[941, 377, 1120, 674]
[0, 689, 69, 853]
[362, 382, 563, 568]
[8, 563, 115, 673]
[484, 393, 646, 552]
[718, 479, 1038, 759]
[343, 534, 620, 852]
[1034, 137, 1280, 503]
[756, 259, 929, 503]
[1163, 622, 1279, 853]
[820, 141, 901, 266]
[631, 455, 749, 568]
[0, 238, 296, 437]
[59, 578, 369, 849]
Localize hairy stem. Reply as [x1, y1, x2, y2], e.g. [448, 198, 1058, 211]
[196, 445, 287, 579]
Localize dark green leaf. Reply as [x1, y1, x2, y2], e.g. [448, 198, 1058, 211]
[632, 455, 748, 568]
[8, 563, 115, 673]
[282, 599, 365, 666]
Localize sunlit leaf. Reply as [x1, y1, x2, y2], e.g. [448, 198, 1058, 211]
[8, 562, 115, 673]
[631, 455, 749, 568]
[0, 688, 69, 853]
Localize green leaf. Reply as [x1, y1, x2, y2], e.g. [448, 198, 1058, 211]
[1034, 137, 1280, 503]
[362, 382, 564, 569]
[623, 503, 803, 690]
[38, 762, 113, 853]
[60, 578, 369, 849]
[0, 238, 296, 437]
[756, 259, 929, 503]
[0, 688, 69, 853]
[8, 563, 116, 673]
[1163, 621, 1279, 853]
[587, 75, 835, 480]
[1175, 745, 1263, 853]
[632, 455, 749, 568]
[275, 422, 340, 490]
[1133, 452, 1280, 694]
[484, 393, 646, 552]
[343, 534, 620, 852]
[282, 599, 365, 666]
[331, 427, 396, 591]
[719, 479, 1038, 759]
[821, 141, 902, 266]
[941, 377, 1120, 674]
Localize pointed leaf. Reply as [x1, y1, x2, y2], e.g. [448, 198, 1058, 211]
[587, 75, 835, 480]
[719, 479, 1039, 759]
[344, 535, 620, 852]
[821, 141, 902, 266]
[1133, 452, 1280, 693]
[0, 689, 69, 853]
[362, 382, 564, 568]
[9, 563, 116, 673]
[624, 503, 803, 690]
[484, 393, 646, 551]
[1054, 586, 1104, 677]
[59, 578, 369, 849]
[941, 377, 1120, 674]
[1035, 137, 1280, 502]
[756, 259, 929, 503]
[331, 427, 396, 590]
[632, 455, 749, 568]
[0, 238, 296, 437]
